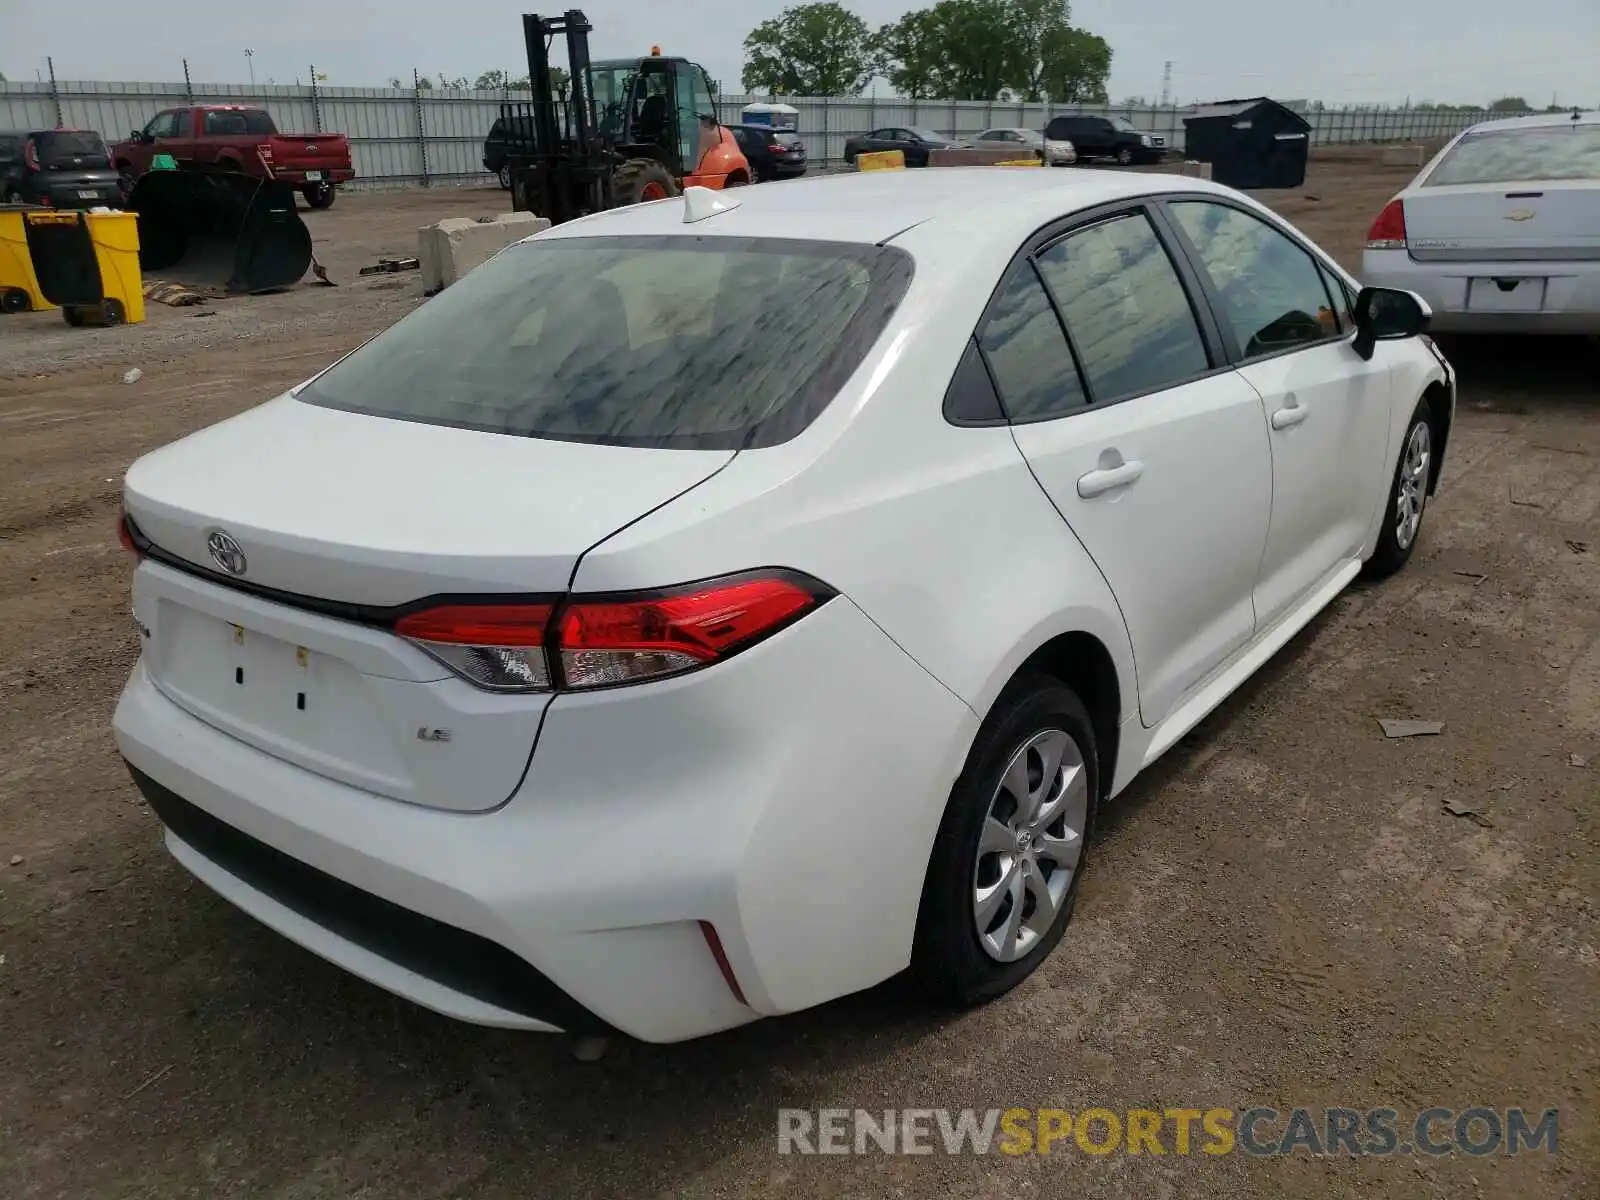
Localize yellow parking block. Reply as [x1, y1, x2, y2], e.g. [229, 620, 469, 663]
[856, 150, 906, 171]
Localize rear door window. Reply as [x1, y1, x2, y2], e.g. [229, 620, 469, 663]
[977, 261, 1087, 422]
[1035, 212, 1210, 401]
[298, 236, 913, 450]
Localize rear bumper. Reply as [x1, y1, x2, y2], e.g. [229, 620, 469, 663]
[1362, 249, 1600, 334]
[114, 595, 976, 1042]
[274, 167, 355, 186]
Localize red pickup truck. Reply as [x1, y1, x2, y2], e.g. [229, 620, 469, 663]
[111, 105, 355, 209]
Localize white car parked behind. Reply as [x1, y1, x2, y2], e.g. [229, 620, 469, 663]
[114, 169, 1454, 1044]
[1362, 108, 1600, 333]
[969, 127, 1077, 165]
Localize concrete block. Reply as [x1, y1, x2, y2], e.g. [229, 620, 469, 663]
[927, 146, 1037, 168]
[855, 150, 905, 171]
[1381, 145, 1426, 167]
[1178, 160, 1213, 180]
[418, 210, 550, 293]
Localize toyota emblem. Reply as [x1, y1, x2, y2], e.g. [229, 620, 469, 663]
[206, 530, 248, 575]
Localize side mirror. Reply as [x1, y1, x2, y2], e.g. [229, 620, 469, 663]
[1352, 285, 1430, 361]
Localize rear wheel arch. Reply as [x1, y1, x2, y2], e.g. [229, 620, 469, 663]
[1003, 631, 1123, 802]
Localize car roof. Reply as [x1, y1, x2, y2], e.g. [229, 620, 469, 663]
[1464, 110, 1598, 135]
[536, 167, 1240, 247]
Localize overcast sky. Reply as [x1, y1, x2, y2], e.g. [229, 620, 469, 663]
[2, 0, 1595, 107]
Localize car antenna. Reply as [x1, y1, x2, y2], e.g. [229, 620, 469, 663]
[683, 184, 740, 224]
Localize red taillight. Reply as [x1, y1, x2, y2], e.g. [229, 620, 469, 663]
[117, 508, 143, 559]
[554, 575, 820, 689]
[394, 604, 552, 647]
[1366, 199, 1407, 249]
[698, 920, 749, 1006]
[392, 571, 829, 693]
[394, 603, 554, 692]
[22, 138, 40, 170]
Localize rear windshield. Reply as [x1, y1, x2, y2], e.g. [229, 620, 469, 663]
[1425, 126, 1600, 186]
[774, 131, 803, 146]
[202, 109, 277, 136]
[298, 235, 914, 450]
[32, 131, 110, 167]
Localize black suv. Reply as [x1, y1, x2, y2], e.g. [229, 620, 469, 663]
[0, 128, 124, 208]
[482, 115, 536, 190]
[728, 124, 807, 182]
[1043, 115, 1167, 165]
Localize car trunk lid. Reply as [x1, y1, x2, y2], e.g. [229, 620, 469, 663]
[1405, 181, 1600, 262]
[124, 396, 733, 812]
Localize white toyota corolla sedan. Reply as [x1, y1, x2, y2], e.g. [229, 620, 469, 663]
[1362, 109, 1600, 333]
[114, 169, 1455, 1044]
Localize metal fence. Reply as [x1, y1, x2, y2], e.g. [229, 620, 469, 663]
[0, 77, 1500, 188]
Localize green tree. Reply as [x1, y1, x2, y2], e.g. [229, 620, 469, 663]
[742, 2, 875, 95]
[923, 0, 1014, 101]
[873, 0, 1110, 103]
[871, 10, 942, 98]
[1038, 24, 1111, 103]
[1488, 96, 1531, 112]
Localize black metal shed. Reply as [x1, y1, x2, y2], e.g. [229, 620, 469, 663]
[1183, 98, 1312, 189]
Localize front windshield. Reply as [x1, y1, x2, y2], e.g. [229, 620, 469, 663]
[1112, 117, 1139, 132]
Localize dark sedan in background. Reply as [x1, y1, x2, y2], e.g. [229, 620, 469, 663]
[842, 126, 961, 167]
[728, 124, 808, 182]
[0, 129, 125, 208]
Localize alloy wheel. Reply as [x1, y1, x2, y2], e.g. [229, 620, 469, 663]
[1395, 421, 1431, 550]
[972, 728, 1089, 963]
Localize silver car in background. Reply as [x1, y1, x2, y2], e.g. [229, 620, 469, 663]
[1361, 109, 1599, 333]
[968, 127, 1077, 165]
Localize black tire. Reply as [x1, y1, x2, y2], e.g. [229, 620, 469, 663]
[1115, 146, 1135, 166]
[101, 299, 126, 326]
[497, 164, 513, 190]
[725, 170, 749, 188]
[911, 674, 1099, 1008]
[1362, 396, 1436, 580]
[611, 158, 679, 206]
[302, 183, 337, 210]
[0, 287, 31, 314]
[63, 306, 86, 328]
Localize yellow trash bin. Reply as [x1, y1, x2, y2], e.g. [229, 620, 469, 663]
[0, 205, 54, 313]
[22, 208, 146, 326]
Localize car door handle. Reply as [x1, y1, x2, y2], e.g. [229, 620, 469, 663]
[1271, 397, 1308, 430]
[1076, 460, 1145, 498]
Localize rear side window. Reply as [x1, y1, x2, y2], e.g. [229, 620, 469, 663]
[1035, 212, 1209, 400]
[298, 236, 913, 450]
[0, 135, 20, 162]
[978, 261, 1087, 421]
[1425, 126, 1600, 185]
[31, 131, 110, 167]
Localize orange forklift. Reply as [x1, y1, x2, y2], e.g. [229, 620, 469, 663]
[506, 10, 750, 223]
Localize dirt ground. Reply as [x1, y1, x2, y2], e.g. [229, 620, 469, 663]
[1, 154, 1596, 1199]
